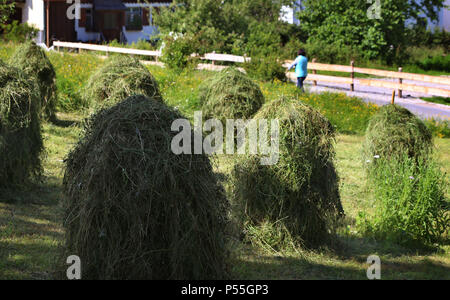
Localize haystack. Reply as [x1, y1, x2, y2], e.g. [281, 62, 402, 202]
[362, 104, 433, 165]
[230, 96, 343, 248]
[82, 55, 162, 109]
[199, 67, 264, 122]
[9, 41, 57, 119]
[63, 95, 229, 279]
[0, 61, 43, 189]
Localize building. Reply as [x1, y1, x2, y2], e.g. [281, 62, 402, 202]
[435, 0, 450, 31]
[10, 0, 172, 46]
[280, 0, 301, 25]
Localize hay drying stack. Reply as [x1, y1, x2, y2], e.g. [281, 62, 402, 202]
[63, 95, 229, 279]
[362, 104, 432, 165]
[231, 96, 343, 248]
[9, 41, 57, 120]
[199, 67, 264, 122]
[83, 55, 162, 108]
[0, 60, 43, 189]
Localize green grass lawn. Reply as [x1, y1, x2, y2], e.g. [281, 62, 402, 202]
[0, 43, 449, 280]
[1, 116, 448, 280]
[421, 96, 450, 106]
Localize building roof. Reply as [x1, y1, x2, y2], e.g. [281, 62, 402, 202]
[93, 0, 127, 11]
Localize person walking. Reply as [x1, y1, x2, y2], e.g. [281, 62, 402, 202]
[287, 49, 308, 91]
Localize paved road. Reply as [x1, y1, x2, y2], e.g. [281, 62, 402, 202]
[300, 78, 450, 121]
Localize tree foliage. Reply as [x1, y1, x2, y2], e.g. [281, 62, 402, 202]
[297, 0, 446, 61]
[0, 0, 15, 24]
[153, 0, 296, 55]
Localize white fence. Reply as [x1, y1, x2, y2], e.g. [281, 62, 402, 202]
[53, 41, 450, 97]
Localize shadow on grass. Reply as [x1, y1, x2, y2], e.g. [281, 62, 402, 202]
[232, 242, 450, 280]
[0, 178, 62, 206]
[0, 181, 63, 280]
[0, 240, 59, 280]
[49, 116, 80, 128]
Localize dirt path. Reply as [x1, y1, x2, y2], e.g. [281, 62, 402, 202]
[301, 78, 450, 120]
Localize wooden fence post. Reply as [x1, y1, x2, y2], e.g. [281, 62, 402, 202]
[391, 90, 396, 104]
[312, 58, 317, 86]
[398, 67, 403, 98]
[212, 51, 215, 66]
[350, 60, 355, 92]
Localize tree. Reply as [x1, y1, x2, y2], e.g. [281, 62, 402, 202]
[152, 0, 297, 55]
[0, 0, 15, 24]
[297, 0, 446, 61]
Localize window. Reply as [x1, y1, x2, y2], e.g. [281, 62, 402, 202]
[103, 13, 117, 30]
[85, 8, 94, 31]
[126, 7, 143, 30]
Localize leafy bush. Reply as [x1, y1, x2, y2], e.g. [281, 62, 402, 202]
[416, 55, 450, 72]
[243, 55, 286, 82]
[160, 33, 197, 71]
[303, 40, 362, 64]
[1, 21, 38, 42]
[357, 156, 448, 248]
[245, 21, 282, 57]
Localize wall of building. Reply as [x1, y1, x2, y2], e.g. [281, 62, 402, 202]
[75, 2, 170, 44]
[438, 0, 450, 31]
[21, 0, 45, 43]
[280, 0, 302, 25]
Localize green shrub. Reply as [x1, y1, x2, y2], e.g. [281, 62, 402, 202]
[363, 104, 433, 166]
[231, 96, 343, 249]
[9, 41, 57, 120]
[63, 95, 229, 279]
[417, 55, 450, 72]
[303, 40, 362, 64]
[160, 33, 197, 71]
[199, 67, 264, 122]
[243, 55, 286, 82]
[1, 21, 38, 42]
[281, 39, 304, 60]
[245, 21, 282, 57]
[357, 156, 448, 248]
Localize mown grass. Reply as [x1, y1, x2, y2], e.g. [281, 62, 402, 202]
[421, 96, 450, 106]
[1, 121, 448, 280]
[0, 43, 449, 280]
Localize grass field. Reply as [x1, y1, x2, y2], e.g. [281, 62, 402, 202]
[0, 116, 448, 280]
[0, 43, 449, 280]
[421, 96, 450, 106]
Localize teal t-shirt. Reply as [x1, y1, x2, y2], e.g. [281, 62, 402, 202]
[294, 55, 308, 78]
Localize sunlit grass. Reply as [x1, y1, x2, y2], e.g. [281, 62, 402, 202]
[0, 42, 448, 280]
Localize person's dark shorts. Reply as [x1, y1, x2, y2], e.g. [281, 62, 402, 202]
[297, 77, 306, 89]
